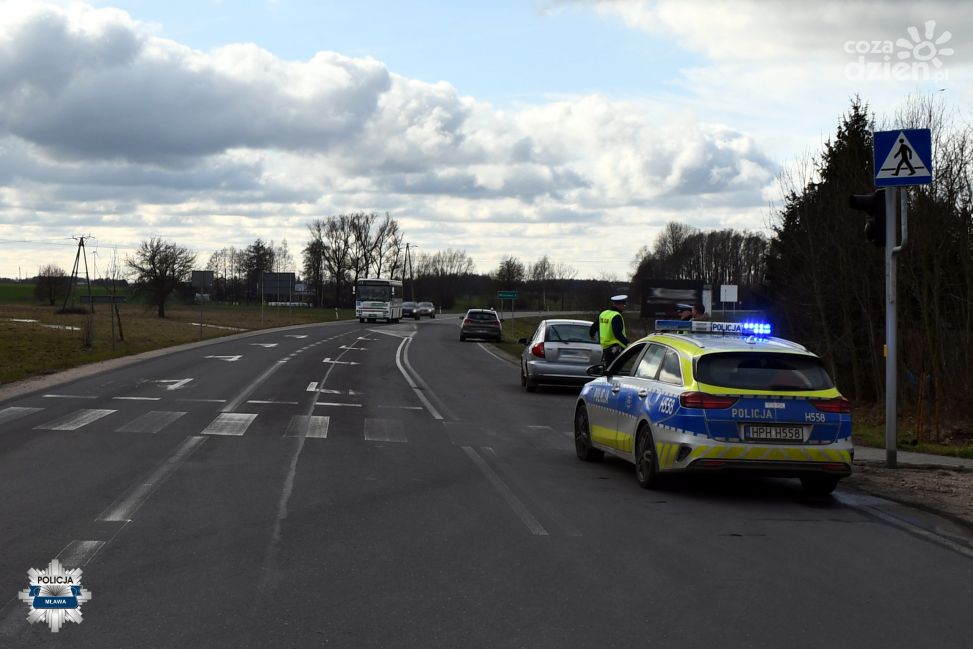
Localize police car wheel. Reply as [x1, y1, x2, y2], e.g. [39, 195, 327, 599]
[574, 405, 603, 462]
[635, 425, 659, 489]
[800, 475, 840, 496]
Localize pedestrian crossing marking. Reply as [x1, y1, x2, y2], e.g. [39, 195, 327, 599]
[284, 415, 330, 438]
[364, 418, 407, 443]
[0, 406, 43, 426]
[201, 413, 257, 436]
[35, 409, 116, 431]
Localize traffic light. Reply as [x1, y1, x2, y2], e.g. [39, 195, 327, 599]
[848, 189, 886, 247]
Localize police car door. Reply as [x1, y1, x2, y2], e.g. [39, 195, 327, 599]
[611, 343, 667, 454]
[595, 343, 647, 451]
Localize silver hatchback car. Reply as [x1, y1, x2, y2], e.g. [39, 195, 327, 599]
[519, 319, 603, 392]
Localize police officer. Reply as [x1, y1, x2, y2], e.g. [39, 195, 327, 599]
[589, 294, 630, 367]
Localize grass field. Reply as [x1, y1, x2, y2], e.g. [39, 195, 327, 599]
[0, 301, 354, 385]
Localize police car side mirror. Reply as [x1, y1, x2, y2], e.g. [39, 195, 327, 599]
[586, 364, 605, 377]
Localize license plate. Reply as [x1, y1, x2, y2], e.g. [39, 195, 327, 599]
[744, 425, 805, 442]
[560, 350, 588, 361]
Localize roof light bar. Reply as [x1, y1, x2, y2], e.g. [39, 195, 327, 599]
[654, 320, 773, 337]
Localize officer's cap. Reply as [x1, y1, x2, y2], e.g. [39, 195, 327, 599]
[611, 294, 628, 303]
[676, 303, 692, 311]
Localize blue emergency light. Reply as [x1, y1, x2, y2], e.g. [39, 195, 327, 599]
[654, 320, 773, 337]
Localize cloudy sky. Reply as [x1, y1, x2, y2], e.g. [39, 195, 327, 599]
[0, 0, 969, 281]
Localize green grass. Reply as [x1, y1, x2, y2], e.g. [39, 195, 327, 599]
[853, 422, 973, 459]
[0, 302, 357, 385]
[0, 283, 37, 302]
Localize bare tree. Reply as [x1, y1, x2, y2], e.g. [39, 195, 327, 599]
[126, 238, 196, 318]
[34, 264, 67, 306]
[494, 255, 525, 288]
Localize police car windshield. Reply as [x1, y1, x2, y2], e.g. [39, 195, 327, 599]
[696, 352, 834, 391]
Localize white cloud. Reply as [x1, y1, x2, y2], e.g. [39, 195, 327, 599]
[0, 1, 782, 280]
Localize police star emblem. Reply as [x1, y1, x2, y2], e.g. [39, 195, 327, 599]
[18, 558, 93, 632]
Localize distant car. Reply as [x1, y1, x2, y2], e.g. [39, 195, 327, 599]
[416, 301, 436, 318]
[573, 319, 853, 495]
[401, 301, 417, 318]
[460, 309, 502, 342]
[518, 319, 602, 392]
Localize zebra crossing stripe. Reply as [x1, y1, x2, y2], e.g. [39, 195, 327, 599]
[34, 409, 116, 431]
[116, 411, 187, 434]
[0, 406, 43, 426]
[364, 418, 407, 443]
[202, 413, 258, 436]
[284, 416, 330, 438]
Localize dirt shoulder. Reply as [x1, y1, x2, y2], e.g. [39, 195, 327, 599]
[843, 461, 973, 529]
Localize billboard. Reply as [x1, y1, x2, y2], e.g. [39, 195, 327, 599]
[260, 272, 296, 296]
[640, 280, 705, 318]
[191, 270, 214, 290]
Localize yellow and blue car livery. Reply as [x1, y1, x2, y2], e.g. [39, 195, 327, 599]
[574, 320, 853, 495]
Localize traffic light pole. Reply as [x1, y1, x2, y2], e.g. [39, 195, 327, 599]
[884, 187, 898, 468]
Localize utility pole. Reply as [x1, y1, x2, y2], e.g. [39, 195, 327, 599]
[63, 235, 94, 312]
[405, 243, 417, 302]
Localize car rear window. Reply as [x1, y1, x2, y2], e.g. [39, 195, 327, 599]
[696, 352, 834, 391]
[545, 324, 592, 343]
[419, 302, 433, 308]
[468, 311, 498, 321]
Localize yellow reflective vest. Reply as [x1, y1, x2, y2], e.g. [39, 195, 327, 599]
[598, 309, 626, 349]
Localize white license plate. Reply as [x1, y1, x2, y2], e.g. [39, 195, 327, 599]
[745, 425, 805, 442]
[560, 350, 589, 360]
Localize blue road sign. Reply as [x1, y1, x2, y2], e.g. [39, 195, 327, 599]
[874, 129, 932, 187]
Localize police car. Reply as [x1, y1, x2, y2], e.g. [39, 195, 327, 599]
[573, 320, 852, 495]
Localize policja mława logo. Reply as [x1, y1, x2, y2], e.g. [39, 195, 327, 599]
[18, 558, 93, 632]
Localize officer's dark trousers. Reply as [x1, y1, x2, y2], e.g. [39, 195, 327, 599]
[602, 344, 623, 368]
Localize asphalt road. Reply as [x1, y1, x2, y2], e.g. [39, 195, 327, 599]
[0, 316, 971, 648]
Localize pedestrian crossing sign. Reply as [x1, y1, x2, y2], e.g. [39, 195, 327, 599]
[874, 128, 932, 187]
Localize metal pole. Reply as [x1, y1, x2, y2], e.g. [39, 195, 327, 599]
[884, 187, 898, 468]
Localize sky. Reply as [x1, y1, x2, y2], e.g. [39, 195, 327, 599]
[0, 0, 970, 281]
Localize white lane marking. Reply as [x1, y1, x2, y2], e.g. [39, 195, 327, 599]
[339, 345, 367, 351]
[42, 394, 98, 399]
[835, 492, 973, 560]
[146, 378, 194, 391]
[285, 416, 329, 438]
[202, 413, 258, 436]
[461, 446, 548, 536]
[378, 405, 424, 411]
[250, 343, 279, 348]
[357, 337, 378, 341]
[322, 358, 359, 365]
[395, 337, 443, 420]
[189, 322, 247, 331]
[305, 382, 362, 395]
[247, 400, 299, 405]
[34, 409, 116, 431]
[476, 342, 516, 365]
[113, 396, 161, 401]
[285, 335, 308, 339]
[98, 436, 207, 522]
[369, 329, 412, 339]
[205, 355, 241, 362]
[56, 540, 106, 569]
[178, 398, 226, 403]
[364, 418, 407, 443]
[314, 402, 362, 408]
[482, 447, 581, 537]
[0, 406, 42, 425]
[116, 411, 187, 434]
[223, 356, 290, 413]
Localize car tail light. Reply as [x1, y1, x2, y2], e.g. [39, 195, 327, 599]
[463, 319, 472, 326]
[679, 392, 738, 409]
[811, 397, 852, 414]
[531, 342, 545, 358]
[489, 320, 500, 327]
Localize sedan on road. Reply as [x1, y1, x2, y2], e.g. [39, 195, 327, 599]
[402, 301, 417, 318]
[417, 301, 436, 318]
[460, 309, 502, 341]
[519, 319, 602, 392]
